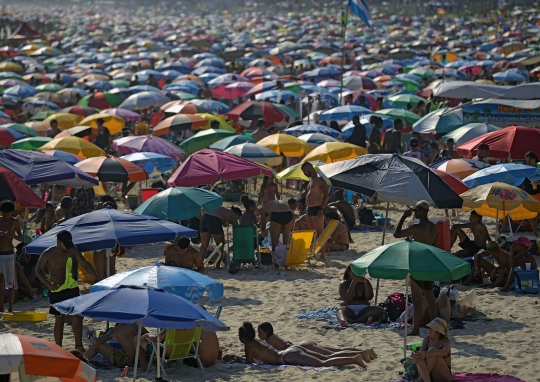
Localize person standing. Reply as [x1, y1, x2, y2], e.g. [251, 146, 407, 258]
[35, 230, 99, 351]
[521, 151, 540, 237]
[0, 201, 22, 313]
[94, 119, 111, 152]
[345, 115, 366, 148]
[381, 118, 404, 154]
[439, 138, 460, 159]
[404, 138, 427, 164]
[393, 201, 438, 336]
[368, 116, 383, 153]
[472, 143, 490, 163]
[57, 196, 74, 225]
[301, 162, 329, 237]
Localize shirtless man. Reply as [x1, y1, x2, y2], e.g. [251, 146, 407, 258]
[394, 200, 438, 336]
[450, 210, 491, 258]
[259, 200, 294, 252]
[463, 241, 510, 286]
[56, 196, 73, 225]
[500, 236, 538, 292]
[301, 162, 329, 237]
[84, 323, 147, 368]
[163, 237, 204, 273]
[327, 189, 356, 231]
[36, 230, 99, 351]
[381, 118, 404, 154]
[0, 201, 22, 312]
[198, 207, 242, 267]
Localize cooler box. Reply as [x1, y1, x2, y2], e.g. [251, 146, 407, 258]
[141, 188, 159, 202]
[514, 270, 539, 294]
[409, 217, 451, 252]
[78, 252, 96, 284]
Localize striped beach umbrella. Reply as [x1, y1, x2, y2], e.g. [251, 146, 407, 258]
[153, 114, 208, 136]
[75, 156, 147, 182]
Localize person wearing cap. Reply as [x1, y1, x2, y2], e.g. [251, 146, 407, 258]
[439, 138, 460, 159]
[472, 143, 490, 163]
[404, 138, 427, 164]
[450, 210, 491, 258]
[394, 200, 438, 336]
[500, 236, 538, 292]
[56, 195, 74, 225]
[411, 317, 452, 382]
[151, 171, 171, 190]
[35, 230, 99, 351]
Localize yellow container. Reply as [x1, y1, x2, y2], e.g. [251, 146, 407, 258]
[2, 311, 47, 322]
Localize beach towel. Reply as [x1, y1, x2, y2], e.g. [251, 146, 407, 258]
[392, 373, 526, 382]
[223, 362, 340, 372]
[296, 307, 401, 330]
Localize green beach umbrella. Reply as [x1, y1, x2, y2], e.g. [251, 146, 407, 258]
[10, 136, 52, 150]
[442, 123, 500, 146]
[78, 92, 123, 109]
[179, 128, 236, 155]
[387, 94, 426, 108]
[284, 82, 302, 93]
[274, 104, 299, 120]
[1, 123, 41, 137]
[393, 77, 420, 90]
[208, 135, 256, 151]
[375, 108, 420, 125]
[409, 67, 434, 79]
[29, 111, 56, 121]
[36, 83, 64, 92]
[174, 92, 199, 100]
[109, 79, 129, 88]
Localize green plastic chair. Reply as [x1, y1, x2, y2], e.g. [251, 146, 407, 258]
[229, 224, 260, 268]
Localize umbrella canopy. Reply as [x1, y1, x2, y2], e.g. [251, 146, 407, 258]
[55, 125, 94, 139]
[75, 156, 147, 182]
[376, 108, 421, 125]
[387, 94, 426, 108]
[257, 133, 313, 157]
[460, 181, 540, 214]
[276, 160, 329, 182]
[135, 187, 223, 221]
[0, 333, 96, 382]
[164, 103, 209, 115]
[429, 158, 490, 180]
[44, 113, 83, 129]
[61, 105, 99, 118]
[10, 136, 51, 150]
[118, 91, 170, 110]
[194, 113, 235, 132]
[101, 108, 142, 122]
[227, 101, 285, 123]
[351, 239, 470, 281]
[457, 125, 540, 160]
[179, 128, 236, 155]
[78, 92, 124, 109]
[90, 262, 224, 302]
[442, 123, 501, 147]
[298, 133, 340, 148]
[431, 169, 469, 195]
[0, 166, 44, 208]
[39, 136, 105, 158]
[79, 113, 126, 135]
[283, 124, 342, 139]
[412, 108, 463, 134]
[208, 135, 256, 151]
[25, 207, 197, 254]
[319, 105, 372, 121]
[40, 150, 85, 165]
[153, 114, 208, 137]
[224, 142, 282, 166]
[168, 148, 272, 187]
[0, 149, 98, 187]
[112, 135, 184, 162]
[120, 152, 175, 173]
[0, 127, 25, 145]
[302, 142, 366, 163]
[462, 163, 538, 188]
[1, 123, 41, 137]
[320, 153, 463, 208]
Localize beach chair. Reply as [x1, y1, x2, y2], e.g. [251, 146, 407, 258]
[310, 219, 339, 259]
[203, 243, 223, 268]
[273, 230, 316, 272]
[146, 327, 204, 377]
[228, 224, 260, 269]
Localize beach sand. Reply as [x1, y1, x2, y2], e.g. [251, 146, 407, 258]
[2, 203, 540, 381]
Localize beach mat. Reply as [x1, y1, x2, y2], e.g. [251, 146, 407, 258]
[296, 307, 400, 330]
[223, 362, 340, 372]
[392, 372, 526, 382]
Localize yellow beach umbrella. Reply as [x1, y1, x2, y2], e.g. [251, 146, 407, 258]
[39, 136, 105, 158]
[44, 113, 83, 129]
[79, 113, 125, 135]
[276, 160, 330, 183]
[463, 204, 537, 221]
[0, 62, 24, 73]
[301, 142, 366, 164]
[460, 182, 540, 213]
[257, 133, 313, 157]
[195, 113, 235, 132]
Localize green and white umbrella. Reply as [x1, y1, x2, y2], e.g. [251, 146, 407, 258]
[375, 108, 421, 125]
[387, 94, 427, 108]
[442, 123, 501, 146]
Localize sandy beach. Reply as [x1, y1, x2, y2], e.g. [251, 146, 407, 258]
[3, 202, 539, 382]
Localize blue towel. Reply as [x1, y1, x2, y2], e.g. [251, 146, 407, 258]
[295, 307, 338, 320]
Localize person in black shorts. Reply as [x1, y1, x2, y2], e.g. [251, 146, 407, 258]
[198, 207, 242, 267]
[259, 200, 294, 252]
[450, 210, 491, 259]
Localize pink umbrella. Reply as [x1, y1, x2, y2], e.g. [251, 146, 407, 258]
[167, 148, 273, 187]
[101, 108, 142, 122]
[317, 79, 341, 88]
[212, 82, 254, 99]
[112, 135, 184, 161]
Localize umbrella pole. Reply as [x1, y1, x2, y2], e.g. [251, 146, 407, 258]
[132, 319, 143, 382]
[156, 328, 161, 379]
[404, 273, 410, 359]
[507, 214, 513, 237]
[495, 209, 499, 240]
[23, 207, 28, 243]
[375, 202, 391, 305]
[106, 248, 112, 278]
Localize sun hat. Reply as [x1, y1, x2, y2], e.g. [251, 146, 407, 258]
[415, 200, 430, 211]
[513, 236, 531, 248]
[426, 317, 448, 336]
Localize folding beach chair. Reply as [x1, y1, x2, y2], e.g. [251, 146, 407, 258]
[228, 224, 260, 269]
[146, 327, 204, 377]
[272, 230, 316, 273]
[310, 219, 339, 259]
[203, 243, 223, 268]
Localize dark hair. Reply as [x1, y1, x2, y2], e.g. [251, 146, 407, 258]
[240, 195, 256, 210]
[478, 143, 489, 151]
[60, 196, 73, 209]
[446, 138, 454, 143]
[97, 118, 105, 124]
[0, 200, 15, 213]
[525, 151, 539, 162]
[102, 201, 117, 209]
[329, 120, 340, 131]
[45, 202, 54, 210]
[287, 198, 297, 206]
[50, 119, 58, 125]
[258, 322, 274, 337]
[100, 195, 115, 204]
[430, 141, 439, 149]
[257, 119, 266, 127]
[300, 162, 312, 170]
[325, 211, 340, 220]
[178, 237, 190, 249]
[471, 210, 482, 220]
[298, 197, 306, 206]
[238, 321, 256, 341]
[394, 118, 403, 128]
[231, 206, 242, 217]
[334, 189, 344, 199]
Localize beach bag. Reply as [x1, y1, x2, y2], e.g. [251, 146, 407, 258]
[514, 270, 539, 294]
[379, 293, 406, 321]
[358, 207, 375, 225]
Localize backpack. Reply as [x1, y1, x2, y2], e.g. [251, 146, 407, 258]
[379, 292, 406, 321]
[358, 207, 375, 225]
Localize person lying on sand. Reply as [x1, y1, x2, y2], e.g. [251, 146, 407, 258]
[163, 237, 204, 273]
[257, 322, 376, 360]
[500, 236, 538, 292]
[463, 241, 511, 287]
[411, 318, 452, 382]
[336, 266, 385, 326]
[224, 321, 369, 368]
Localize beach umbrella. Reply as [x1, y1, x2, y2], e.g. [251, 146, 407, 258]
[462, 163, 538, 188]
[101, 108, 142, 122]
[244, 81, 278, 97]
[298, 133, 340, 148]
[112, 135, 183, 161]
[28, 110, 55, 121]
[0, 333, 96, 382]
[78, 113, 125, 135]
[412, 108, 464, 134]
[431, 169, 469, 195]
[276, 160, 328, 182]
[319, 105, 373, 121]
[168, 148, 272, 187]
[225, 142, 282, 166]
[135, 187, 223, 221]
[22, 97, 61, 113]
[408, 67, 434, 79]
[0, 149, 98, 188]
[343, 76, 378, 90]
[0, 123, 40, 137]
[119, 91, 170, 110]
[35, 82, 63, 92]
[213, 81, 255, 99]
[179, 128, 236, 155]
[189, 99, 230, 115]
[10, 136, 52, 150]
[40, 150, 85, 165]
[39, 136, 105, 158]
[75, 156, 147, 182]
[78, 91, 124, 109]
[0, 166, 44, 208]
[43, 113, 83, 129]
[493, 70, 526, 82]
[341, 114, 394, 140]
[90, 262, 224, 302]
[33, 92, 67, 107]
[283, 124, 342, 139]
[120, 152, 176, 173]
[0, 126, 25, 145]
[195, 113, 235, 132]
[208, 135, 256, 151]
[227, 101, 285, 124]
[153, 114, 208, 137]
[257, 133, 313, 157]
[457, 125, 540, 160]
[3, 85, 38, 98]
[376, 108, 420, 125]
[61, 105, 98, 117]
[302, 142, 366, 163]
[429, 158, 490, 180]
[164, 102, 209, 115]
[387, 94, 426, 108]
[274, 104, 299, 120]
[442, 123, 500, 147]
[55, 125, 95, 139]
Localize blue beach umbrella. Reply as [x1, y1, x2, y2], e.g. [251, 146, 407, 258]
[462, 163, 539, 188]
[120, 152, 176, 173]
[283, 123, 342, 139]
[319, 105, 372, 121]
[189, 99, 230, 115]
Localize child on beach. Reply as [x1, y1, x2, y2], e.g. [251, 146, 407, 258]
[411, 318, 452, 382]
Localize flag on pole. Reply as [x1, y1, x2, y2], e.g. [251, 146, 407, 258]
[497, 8, 504, 21]
[348, 0, 372, 27]
[341, 10, 349, 27]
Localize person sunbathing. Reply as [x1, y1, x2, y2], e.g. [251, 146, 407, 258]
[323, 211, 350, 258]
[411, 318, 452, 382]
[257, 322, 376, 360]
[336, 266, 385, 326]
[463, 241, 510, 286]
[163, 237, 204, 273]
[228, 321, 368, 368]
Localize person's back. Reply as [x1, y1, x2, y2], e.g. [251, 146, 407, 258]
[346, 117, 366, 148]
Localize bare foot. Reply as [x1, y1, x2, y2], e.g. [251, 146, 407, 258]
[360, 350, 371, 363]
[75, 345, 86, 353]
[339, 319, 349, 327]
[354, 354, 367, 368]
[369, 349, 378, 359]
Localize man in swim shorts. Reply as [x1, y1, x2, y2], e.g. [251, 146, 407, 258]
[163, 237, 204, 273]
[450, 210, 491, 258]
[302, 162, 329, 237]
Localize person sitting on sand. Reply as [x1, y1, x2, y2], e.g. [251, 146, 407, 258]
[411, 318, 452, 382]
[259, 200, 294, 252]
[463, 241, 511, 286]
[336, 266, 386, 327]
[257, 322, 376, 360]
[500, 236, 538, 292]
[450, 210, 491, 258]
[293, 214, 309, 231]
[163, 237, 204, 273]
[226, 321, 369, 368]
[322, 211, 349, 258]
[198, 206, 242, 267]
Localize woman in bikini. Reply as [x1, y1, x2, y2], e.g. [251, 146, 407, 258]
[411, 318, 452, 382]
[257, 322, 377, 360]
[229, 321, 368, 368]
[258, 200, 293, 252]
[258, 175, 280, 206]
[198, 206, 242, 267]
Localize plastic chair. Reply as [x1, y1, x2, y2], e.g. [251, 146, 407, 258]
[311, 219, 339, 258]
[141, 188, 159, 202]
[229, 224, 260, 268]
[146, 327, 204, 377]
[272, 230, 316, 272]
